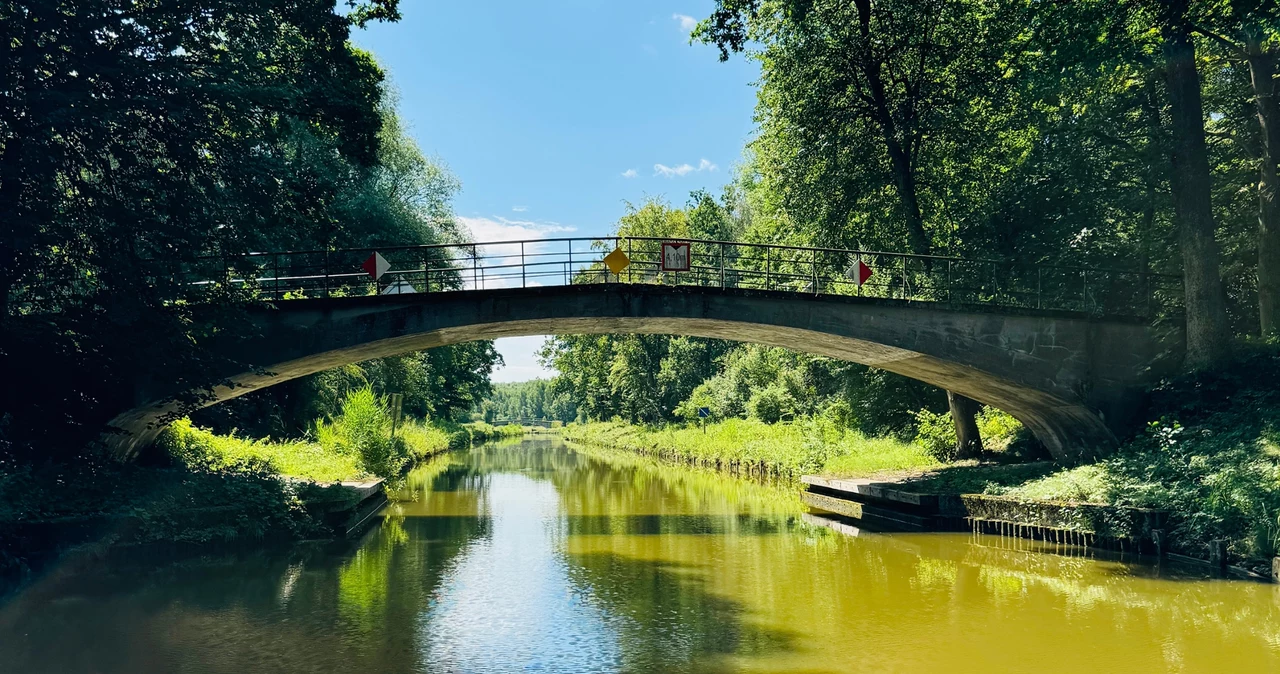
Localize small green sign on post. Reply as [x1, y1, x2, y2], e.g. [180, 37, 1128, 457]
[388, 393, 404, 438]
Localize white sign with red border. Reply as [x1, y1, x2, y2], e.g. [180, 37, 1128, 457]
[661, 242, 691, 272]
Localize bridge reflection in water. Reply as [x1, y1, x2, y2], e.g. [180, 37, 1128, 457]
[3, 437, 1278, 673]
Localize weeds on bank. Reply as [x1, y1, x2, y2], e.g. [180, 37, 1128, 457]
[992, 347, 1280, 566]
[161, 387, 514, 483]
[562, 418, 940, 480]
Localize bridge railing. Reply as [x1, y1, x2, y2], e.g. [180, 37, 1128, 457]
[178, 237, 1181, 318]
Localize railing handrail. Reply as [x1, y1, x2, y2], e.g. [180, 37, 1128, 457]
[187, 236, 1180, 279]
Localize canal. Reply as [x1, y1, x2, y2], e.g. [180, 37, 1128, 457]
[3, 436, 1280, 673]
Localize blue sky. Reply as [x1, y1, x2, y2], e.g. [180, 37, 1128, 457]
[352, 2, 759, 381]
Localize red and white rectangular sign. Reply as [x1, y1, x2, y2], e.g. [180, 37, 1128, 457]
[661, 242, 691, 272]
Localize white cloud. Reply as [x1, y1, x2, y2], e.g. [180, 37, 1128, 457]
[673, 13, 697, 30]
[457, 215, 574, 243]
[621, 168, 638, 178]
[653, 158, 717, 178]
[511, 205, 527, 212]
[454, 216, 577, 290]
[491, 336, 556, 383]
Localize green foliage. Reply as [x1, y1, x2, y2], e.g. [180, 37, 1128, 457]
[162, 419, 363, 483]
[914, 408, 958, 461]
[747, 384, 793, 423]
[0, 0, 413, 454]
[562, 419, 938, 480]
[314, 387, 407, 478]
[995, 349, 1280, 565]
[482, 379, 560, 422]
[914, 406, 1026, 460]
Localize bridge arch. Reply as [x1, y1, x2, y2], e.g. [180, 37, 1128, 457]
[108, 284, 1179, 464]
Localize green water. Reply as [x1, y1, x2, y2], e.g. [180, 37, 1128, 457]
[3, 436, 1280, 673]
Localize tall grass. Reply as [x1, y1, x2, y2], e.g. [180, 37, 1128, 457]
[314, 387, 407, 477]
[561, 418, 938, 480]
[161, 387, 483, 483]
[161, 418, 363, 483]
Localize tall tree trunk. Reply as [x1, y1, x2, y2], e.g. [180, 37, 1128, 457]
[851, 0, 977, 443]
[1160, 3, 1231, 368]
[947, 391, 983, 460]
[852, 0, 930, 257]
[1246, 30, 1280, 338]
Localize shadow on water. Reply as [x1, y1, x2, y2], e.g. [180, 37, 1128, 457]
[565, 551, 804, 674]
[0, 509, 493, 674]
[7, 436, 1280, 673]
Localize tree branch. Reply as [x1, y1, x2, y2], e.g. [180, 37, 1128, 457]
[1190, 24, 1245, 58]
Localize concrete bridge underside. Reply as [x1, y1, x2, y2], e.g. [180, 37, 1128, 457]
[108, 284, 1182, 463]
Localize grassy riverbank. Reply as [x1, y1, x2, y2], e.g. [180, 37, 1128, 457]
[1, 390, 525, 580]
[984, 349, 1280, 567]
[561, 418, 943, 479]
[559, 349, 1280, 571]
[162, 393, 526, 484]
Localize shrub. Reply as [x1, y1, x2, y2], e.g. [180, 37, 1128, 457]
[315, 387, 408, 478]
[914, 408, 957, 461]
[160, 418, 362, 482]
[912, 406, 1027, 460]
[747, 384, 792, 424]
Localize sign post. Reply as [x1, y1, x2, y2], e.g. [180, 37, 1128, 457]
[388, 393, 404, 439]
[698, 406, 711, 434]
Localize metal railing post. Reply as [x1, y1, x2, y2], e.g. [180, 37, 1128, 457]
[521, 241, 526, 288]
[947, 260, 953, 304]
[811, 248, 818, 294]
[323, 249, 330, 299]
[1082, 269, 1089, 312]
[627, 238, 633, 284]
[274, 253, 280, 301]
[901, 256, 908, 299]
[567, 240, 572, 286]
[766, 246, 772, 290]
[720, 243, 726, 288]
[472, 244, 479, 290]
[1037, 267, 1043, 309]
[1144, 271, 1152, 318]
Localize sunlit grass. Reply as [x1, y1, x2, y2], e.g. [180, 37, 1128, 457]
[161, 419, 364, 483]
[820, 436, 942, 477]
[562, 418, 939, 479]
[994, 464, 1114, 503]
[160, 416, 472, 483]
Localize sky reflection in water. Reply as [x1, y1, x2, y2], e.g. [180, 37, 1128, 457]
[3, 437, 1280, 673]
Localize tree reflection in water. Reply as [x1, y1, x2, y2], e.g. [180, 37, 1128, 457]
[2, 437, 1280, 673]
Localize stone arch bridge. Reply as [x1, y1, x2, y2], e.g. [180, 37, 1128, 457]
[108, 237, 1184, 463]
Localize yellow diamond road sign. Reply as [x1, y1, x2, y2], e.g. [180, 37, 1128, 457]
[603, 247, 630, 275]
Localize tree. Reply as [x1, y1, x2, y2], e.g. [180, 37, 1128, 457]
[698, 0, 1016, 449]
[1157, 0, 1233, 366]
[1190, 1, 1280, 337]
